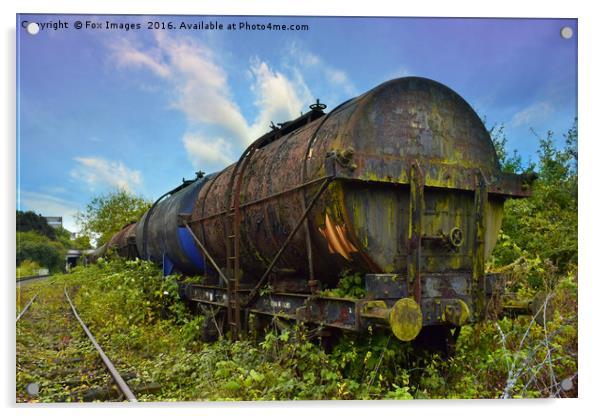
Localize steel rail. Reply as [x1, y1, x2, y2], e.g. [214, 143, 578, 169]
[63, 287, 137, 402]
[16, 293, 38, 322]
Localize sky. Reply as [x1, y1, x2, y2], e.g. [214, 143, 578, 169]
[16, 14, 577, 233]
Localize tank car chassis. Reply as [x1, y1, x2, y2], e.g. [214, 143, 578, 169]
[176, 140, 528, 343]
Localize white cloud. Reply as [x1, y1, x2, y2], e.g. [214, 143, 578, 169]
[110, 33, 249, 143]
[248, 59, 308, 140]
[18, 191, 80, 232]
[156, 33, 251, 141]
[510, 101, 554, 127]
[109, 34, 354, 171]
[111, 38, 171, 78]
[70, 157, 142, 192]
[177, 58, 307, 167]
[182, 134, 234, 167]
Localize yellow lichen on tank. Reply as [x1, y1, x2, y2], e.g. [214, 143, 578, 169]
[397, 169, 409, 184]
[327, 77, 510, 274]
[450, 255, 463, 270]
[359, 170, 385, 182]
[425, 256, 436, 270]
[442, 299, 470, 326]
[350, 198, 370, 248]
[484, 198, 504, 259]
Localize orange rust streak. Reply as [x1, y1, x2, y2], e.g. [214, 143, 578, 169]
[318, 214, 358, 261]
[318, 227, 336, 254]
[325, 215, 351, 260]
[333, 223, 358, 255]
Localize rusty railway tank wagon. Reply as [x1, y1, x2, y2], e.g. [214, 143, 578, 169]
[92, 77, 533, 346]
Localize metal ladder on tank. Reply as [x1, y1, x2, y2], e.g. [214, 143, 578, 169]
[224, 142, 258, 341]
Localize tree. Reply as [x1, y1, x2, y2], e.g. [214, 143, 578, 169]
[76, 189, 152, 247]
[16, 210, 57, 240]
[16, 231, 65, 272]
[54, 226, 92, 250]
[489, 123, 535, 174]
[491, 120, 578, 288]
[72, 234, 92, 250]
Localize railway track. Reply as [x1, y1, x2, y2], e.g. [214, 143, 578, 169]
[16, 274, 51, 285]
[16, 293, 37, 323]
[16, 285, 144, 402]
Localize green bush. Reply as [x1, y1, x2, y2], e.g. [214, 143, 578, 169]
[16, 259, 41, 277]
[490, 122, 577, 289]
[16, 231, 65, 272]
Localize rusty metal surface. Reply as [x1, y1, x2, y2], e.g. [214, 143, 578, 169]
[178, 271, 506, 335]
[107, 222, 138, 259]
[244, 176, 334, 307]
[187, 77, 527, 290]
[407, 162, 424, 304]
[472, 171, 487, 319]
[224, 138, 260, 340]
[305, 77, 522, 192]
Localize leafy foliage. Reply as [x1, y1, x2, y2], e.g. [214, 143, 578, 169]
[76, 189, 151, 247]
[321, 269, 366, 298]
[491, 121, 578, 288]
[16, 231, 65, 272]
[16, 259, 42, 278]
[16, 210, 92, 272]
[490, 124, 534, 174]
[16, 210, 57, 240]
[55, 226, 92, 250]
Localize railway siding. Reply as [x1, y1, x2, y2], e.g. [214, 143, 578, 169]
[16, 279, 144, 402]
[16, 258, 577, 400]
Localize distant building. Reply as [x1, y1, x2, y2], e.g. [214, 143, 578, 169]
[44, 216, 63, 229]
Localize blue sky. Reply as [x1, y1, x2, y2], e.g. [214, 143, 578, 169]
[16, 15, 577, 232]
